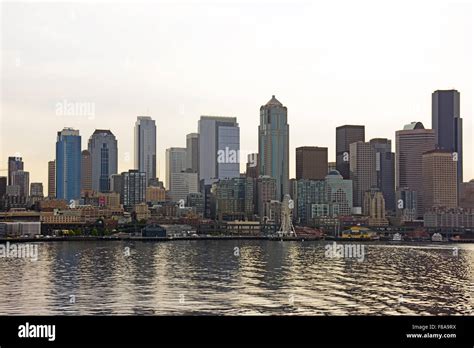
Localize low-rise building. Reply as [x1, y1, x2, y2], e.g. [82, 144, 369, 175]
[424, 208, 474, 228]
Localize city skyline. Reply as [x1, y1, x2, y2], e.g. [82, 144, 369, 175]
[1, 0, 472, 187]
[0, 89, 472, 190]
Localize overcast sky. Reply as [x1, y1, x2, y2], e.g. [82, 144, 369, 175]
[1, 0, 472, 187]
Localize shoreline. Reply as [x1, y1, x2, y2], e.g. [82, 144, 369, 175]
[1, 236, 473, 243]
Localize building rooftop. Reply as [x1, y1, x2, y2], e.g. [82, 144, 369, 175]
[264, 95, 283, 107]
[403, 122, 425, 130]
[92, 129, 114, 136]
[327, 169, 342, 177]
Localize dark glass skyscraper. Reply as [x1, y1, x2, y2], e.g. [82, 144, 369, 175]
[56, 128, 82, 201]
[7, 156, 24, 186]
[88, 129, 118, 192]
[336, 125, 365, 179]
[370, 138, 395, 212]
[432, 90, 463, 184]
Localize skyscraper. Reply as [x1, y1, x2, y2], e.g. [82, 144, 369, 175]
[460, 180, 474, 209]
[8, 156, 24, 185]
[245, 153, 259, 179]
[165, 147, 187, 190]
[349, 141, 376, 208]
[295, 179, 326, 224]
[422, 149, 458, 211]
[56, 128, 82, 201]
[370, 138, 395, 212]
[432, 90, 463, 184]
[134, 116, 157, 183]
[212, 177, 254, 221]
[110, 174, 123, 195]
[199, 116, 240, 184]
[186, 133, 199, 174]
[296, 146, 328, 180]
[48, 160, 56, 198]
[336, 125, 365, 179]
[0, 177, 6, 199]
[325, 170, 353, 217]
[258, 96, 289, 201]
[395, 188, 417, 222]
[395, 122, 436, 217]
[30, 182, 44, 197]
[81, 150, 92, 194]
[256, 175, 276, 219]
[12, 170, 29, 197]
[88, 129, 118, 192]
[121, 170, 146, 208]
[169, 172, 199, 202]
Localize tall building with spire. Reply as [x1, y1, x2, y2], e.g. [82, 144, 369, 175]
[258, 95, 289, 201]
[134, 116, 157, 184]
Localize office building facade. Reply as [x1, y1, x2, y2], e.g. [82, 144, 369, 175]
[432, 90, 463, 184]
[199, 116, 240, 184]
[186, 133, 199, 174]
[349, 141, 376, 208]
[88, 129, 118, 192]
[296, 146, 328, 180]
[134, 116, 157, 183]
[370, 138, 395, 212]
[258, 96, 289, 200]
[56, 128, 82, 201]
[395, 122, 435, 217]
[422, 150, 458, 211]
[336, 125, 365, 179]
[121, 170, 147, 208]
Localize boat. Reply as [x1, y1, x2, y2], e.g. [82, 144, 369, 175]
[340, 226, 379, 240]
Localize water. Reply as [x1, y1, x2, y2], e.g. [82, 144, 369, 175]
[0, 240, 473, 315]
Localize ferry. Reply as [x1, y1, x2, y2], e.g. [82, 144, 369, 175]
[340, 226, 379, 240]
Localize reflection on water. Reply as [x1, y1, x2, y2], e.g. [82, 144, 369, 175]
[0, 241, 473, 315]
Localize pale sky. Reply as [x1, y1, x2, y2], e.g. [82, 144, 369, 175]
[1, 0, 473, 187]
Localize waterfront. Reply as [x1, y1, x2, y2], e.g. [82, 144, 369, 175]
[0, 240, 472, 315]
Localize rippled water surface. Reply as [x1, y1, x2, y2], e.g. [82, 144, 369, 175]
[0, 240, 473, 315]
